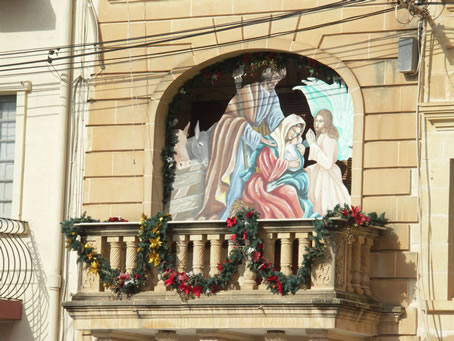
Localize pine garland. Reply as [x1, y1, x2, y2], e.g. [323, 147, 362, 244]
[62, 205, 386, 298]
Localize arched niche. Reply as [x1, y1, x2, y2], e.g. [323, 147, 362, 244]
[147, 41, 364, 220]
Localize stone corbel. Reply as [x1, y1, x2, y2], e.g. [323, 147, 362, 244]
[264, 330, 288, 341]
[155, 331, 179, 341]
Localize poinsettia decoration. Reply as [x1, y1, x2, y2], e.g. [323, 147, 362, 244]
[62, 204, 386, 298]
[107, 216, 128, 222]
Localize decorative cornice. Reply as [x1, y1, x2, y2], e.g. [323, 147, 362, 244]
[0, 81, 32, 93]
[426, 300, 454, 313]
[420, 102, 454, 131]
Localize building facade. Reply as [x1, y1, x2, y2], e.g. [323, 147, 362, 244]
[1, 0, 454, 340]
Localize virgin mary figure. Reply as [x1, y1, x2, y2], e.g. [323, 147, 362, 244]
[197, 67, 287, 220]
[241, 114, 314, 219]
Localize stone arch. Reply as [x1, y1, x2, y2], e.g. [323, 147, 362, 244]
[145, 37, 365, 213]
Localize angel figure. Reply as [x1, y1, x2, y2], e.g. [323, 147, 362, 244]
[305, 109, 351, 215]
[293, 78, 352, 215]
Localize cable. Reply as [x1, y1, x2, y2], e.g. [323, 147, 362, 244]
[395, 2, 415, 24]
[0, 0, 385, 70]
[414, 16, 436, 341]
[0, 7, 395, 77]
[0, 0, 377, 59]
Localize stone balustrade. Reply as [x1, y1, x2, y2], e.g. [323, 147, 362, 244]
[75, 219, 383, 296]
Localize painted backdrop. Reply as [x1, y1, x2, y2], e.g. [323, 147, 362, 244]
[167, 53, 353, 221]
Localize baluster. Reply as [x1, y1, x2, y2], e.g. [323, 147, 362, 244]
[259, 233, 275, 290]
[226, 234, 240, 289]
[80, 236, 103, 292]
[296, 232, 311, 288]
[191, 235, 206, 275]
[154, 238, 172, 292]
[174, 235, 189, 273]
[107, 237, 123, 271]
[123, 236, 137, 273]
[208, 235, 222, 276]
[278, 233, 293, 276]
[351, 236, 364, 295]
[241, 258, 257, 290]
[346, 239, 354, 292]
[360, 235, 373, 296]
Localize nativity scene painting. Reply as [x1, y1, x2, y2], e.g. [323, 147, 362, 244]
[165, 53, 353, 221]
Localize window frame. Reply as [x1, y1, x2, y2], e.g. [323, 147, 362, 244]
[0, 81, 31, 219]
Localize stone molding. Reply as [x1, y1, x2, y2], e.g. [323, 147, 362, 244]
[421, 102, 454, 131]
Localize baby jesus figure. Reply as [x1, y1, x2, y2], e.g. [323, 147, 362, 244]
[242, 114, 315, 219]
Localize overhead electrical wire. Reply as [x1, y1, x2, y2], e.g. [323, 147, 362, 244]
[0, 0, 382, 60]
[0, 0, 448, 60]
[0, 6, 396, 77]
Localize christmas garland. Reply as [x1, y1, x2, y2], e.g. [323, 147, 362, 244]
[62, 204, 386, 299]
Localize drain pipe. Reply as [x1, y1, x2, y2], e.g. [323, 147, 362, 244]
[48, 1, 75, 341]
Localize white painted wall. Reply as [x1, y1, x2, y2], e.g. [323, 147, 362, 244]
[0, 1, 97, 340]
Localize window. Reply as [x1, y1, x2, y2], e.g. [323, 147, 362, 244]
[0, 95, 16, 218]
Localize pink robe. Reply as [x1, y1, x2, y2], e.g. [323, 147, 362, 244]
[305, 134, 351, 215]
[242, 147, 304, 219]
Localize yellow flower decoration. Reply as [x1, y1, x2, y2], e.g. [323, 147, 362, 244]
[148, 250, 161, 266]
[152, 224, 161, 234]
[89, 261, 99, 274]
[65, 239, 72, 248]
[149, 236, 162, 249]
[140, 213, 147, 226]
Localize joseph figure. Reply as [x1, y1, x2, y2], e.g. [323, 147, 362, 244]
[197, 67, 287, 220]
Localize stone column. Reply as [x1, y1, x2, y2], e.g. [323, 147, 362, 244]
[80, 236, 103, 292]
[360, 235, 374, 296]
[226, 234, 239, 289]
[296, 232, 311, 288]
[346, 239, 354, 292]
[190, 235, 206, 275]
[351, 236, 364, 295]
[154, 239, 172, 292]
[208, 234, 222, 276]
[174, 235, 189, 273]
[123, 236, 137, 273]
[241, 258, 257, 290]
[107, 237, 123, 271]
[259, 232, 275, 290]
[278, 233, 293, 276]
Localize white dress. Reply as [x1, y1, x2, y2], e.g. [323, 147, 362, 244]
[305, 134, 351, 215]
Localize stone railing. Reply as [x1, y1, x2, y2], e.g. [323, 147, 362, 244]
[75, 219, 384, 297]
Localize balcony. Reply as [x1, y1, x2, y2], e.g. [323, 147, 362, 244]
[0, 218, 32, 321]
[63, 219, 400, 341]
